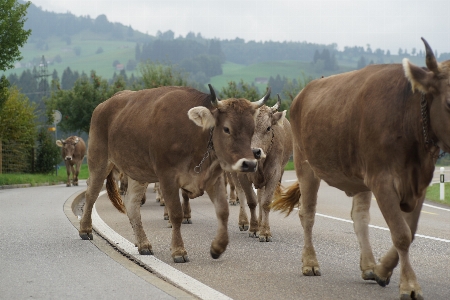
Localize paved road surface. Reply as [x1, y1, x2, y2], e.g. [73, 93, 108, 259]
[0, 181, 193, 300]
[94, 170, 450, 300]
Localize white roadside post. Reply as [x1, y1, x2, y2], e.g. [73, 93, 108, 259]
[440, 167, 445, 200]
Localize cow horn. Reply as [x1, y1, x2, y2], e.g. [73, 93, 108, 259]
[272, 94, 281, 112]
[208, 84, 219, 107]
[253, 87, 271, 108]
[421, 37, 439, 74]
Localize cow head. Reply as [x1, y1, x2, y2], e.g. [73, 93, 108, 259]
[249, 94, 287, 188]
[188, 84, 270, 172]
[56, 137, 80, 161]
[403, 37, 450, 152]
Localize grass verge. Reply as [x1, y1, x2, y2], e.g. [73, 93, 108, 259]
[0, 164, 89, 186]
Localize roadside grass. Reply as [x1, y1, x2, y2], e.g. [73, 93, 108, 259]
[0, 164, 89, 186]
[425, 183, 450, 206]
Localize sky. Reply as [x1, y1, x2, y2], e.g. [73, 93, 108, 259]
[30, 0, 450, 55]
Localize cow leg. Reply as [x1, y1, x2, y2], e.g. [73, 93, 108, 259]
[79, 162, 113, 240]
[257, 171, 281, 242]
[70, 164, 76, 186]
[298, 160, 321, 276]
[372, 182, 423, 299]
[230, 172, 249, 231]
[73, 162, 81, 186]
[124, 178, 153, 255]
[237, 174, 259, 237]
[159, 180, 189, 263]
[205, 173, 229, 259]
[351, 191, 376, 280]
[181, 191, 192, 224]
[64, 161, 71, 187]
[156, 183, 165, 206]
[226, 172, 238, 205]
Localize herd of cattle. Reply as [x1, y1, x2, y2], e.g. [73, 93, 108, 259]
[55, 38, 449, 299]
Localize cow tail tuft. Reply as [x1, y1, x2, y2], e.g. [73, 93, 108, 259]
[270, 182, 300, 216]
[106, 171, 126, 214]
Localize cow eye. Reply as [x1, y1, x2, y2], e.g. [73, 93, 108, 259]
[223, 127, 230, 134]
[266, 126, 271, 132]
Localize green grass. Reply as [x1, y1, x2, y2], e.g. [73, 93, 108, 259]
[0, 164, 89, 186]
[425, 183, 450, 206]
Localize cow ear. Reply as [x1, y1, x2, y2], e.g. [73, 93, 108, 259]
[403, 58, 435, 93]
[272, 110, 286, 126]
[56, 140, 63, 147]
[188, 106, 216, 130]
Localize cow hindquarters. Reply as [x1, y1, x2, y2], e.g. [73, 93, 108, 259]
[372, 179, 423, 300]
[124, 178, 153, 255]
[297, 160, 321, 276]
[351, 191, 376, 280]
[205, 173, 230, 259]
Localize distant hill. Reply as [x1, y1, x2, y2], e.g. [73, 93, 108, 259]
[2, 1, 443, 94]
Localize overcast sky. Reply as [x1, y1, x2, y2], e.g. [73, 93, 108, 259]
[30, 0, 450, 55]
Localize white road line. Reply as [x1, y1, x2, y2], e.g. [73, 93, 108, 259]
[310, 211, 450, 243]
[423, 203, 450, 212]
[92, 191, 232, 300]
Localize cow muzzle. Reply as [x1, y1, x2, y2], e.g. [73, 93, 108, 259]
[232, 158, 258, 173]
[252, 148, 266, 159]
[65, 156, 72, 161]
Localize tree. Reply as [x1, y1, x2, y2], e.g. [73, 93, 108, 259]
[35, 127, 60, 174]
[0, 0, 32, 71]
[357, 56, 367, 69]
[0, 87, 36, 173]
[219, 80, 261, 101]
[46, 71, 126, 134]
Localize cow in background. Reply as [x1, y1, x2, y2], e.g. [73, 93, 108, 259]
[56, 136, 86, 187]
[112, 167, 146, 205]
[231, 95, 292, 241]
[271, 38, 448, 299]
[80, 85, 269, 263]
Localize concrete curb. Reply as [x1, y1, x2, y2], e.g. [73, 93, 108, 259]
[66, 189, 231, 300]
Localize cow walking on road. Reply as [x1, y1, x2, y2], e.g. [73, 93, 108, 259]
[79, 85, 269, 263]
[231, 95, 292, 242]
[56, 136, 86, 187]
[271, 38, 448, 300]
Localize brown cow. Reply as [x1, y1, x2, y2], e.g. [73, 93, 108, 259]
[271, 38, 448, 300]
[231, 95, 292, 241]
[56, 136, 86, 187]
[79, 85, 270, 263]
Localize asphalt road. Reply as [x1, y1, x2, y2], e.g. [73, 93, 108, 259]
[94, 170, 450, 300]
[0, 181, 193, 300]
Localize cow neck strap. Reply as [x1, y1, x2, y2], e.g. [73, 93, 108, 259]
[420, 93, 446, 159]
[194, 127, 214, 173]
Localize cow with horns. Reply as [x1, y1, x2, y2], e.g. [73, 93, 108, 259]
[79, 85, 270, 263]
[271, 38, 448, 300]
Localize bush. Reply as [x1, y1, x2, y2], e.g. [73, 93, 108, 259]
[35, 127, 60, 174]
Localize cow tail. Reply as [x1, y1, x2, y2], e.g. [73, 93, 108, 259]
[106, 171, 126, 214]
[270, 182, 300, 216]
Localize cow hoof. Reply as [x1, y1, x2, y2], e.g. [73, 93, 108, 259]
[400, 292, 423, 300]
[303, 266, 321, 276]
[139, 249, 154, 255]
[182, 218, 192, 224]
[173, 255, 189, 263]
[159, 202, 165, 206]
[167, 222, 172, 228]
[210, 250, 222, 260]
[259, 236, 272, 242]
[248, 231, 258, 238]
[164, 215, 169, 220]
[74, 183, 78, 186]
[156, 197, 160, 202]
[66, 184, 71, 187]
[239, 224, 249, 231]
[79, 232, 93, 240]
[374, 273, 390, 287]
[229, 201, 237, 206]
[362, 270, 375, 281]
